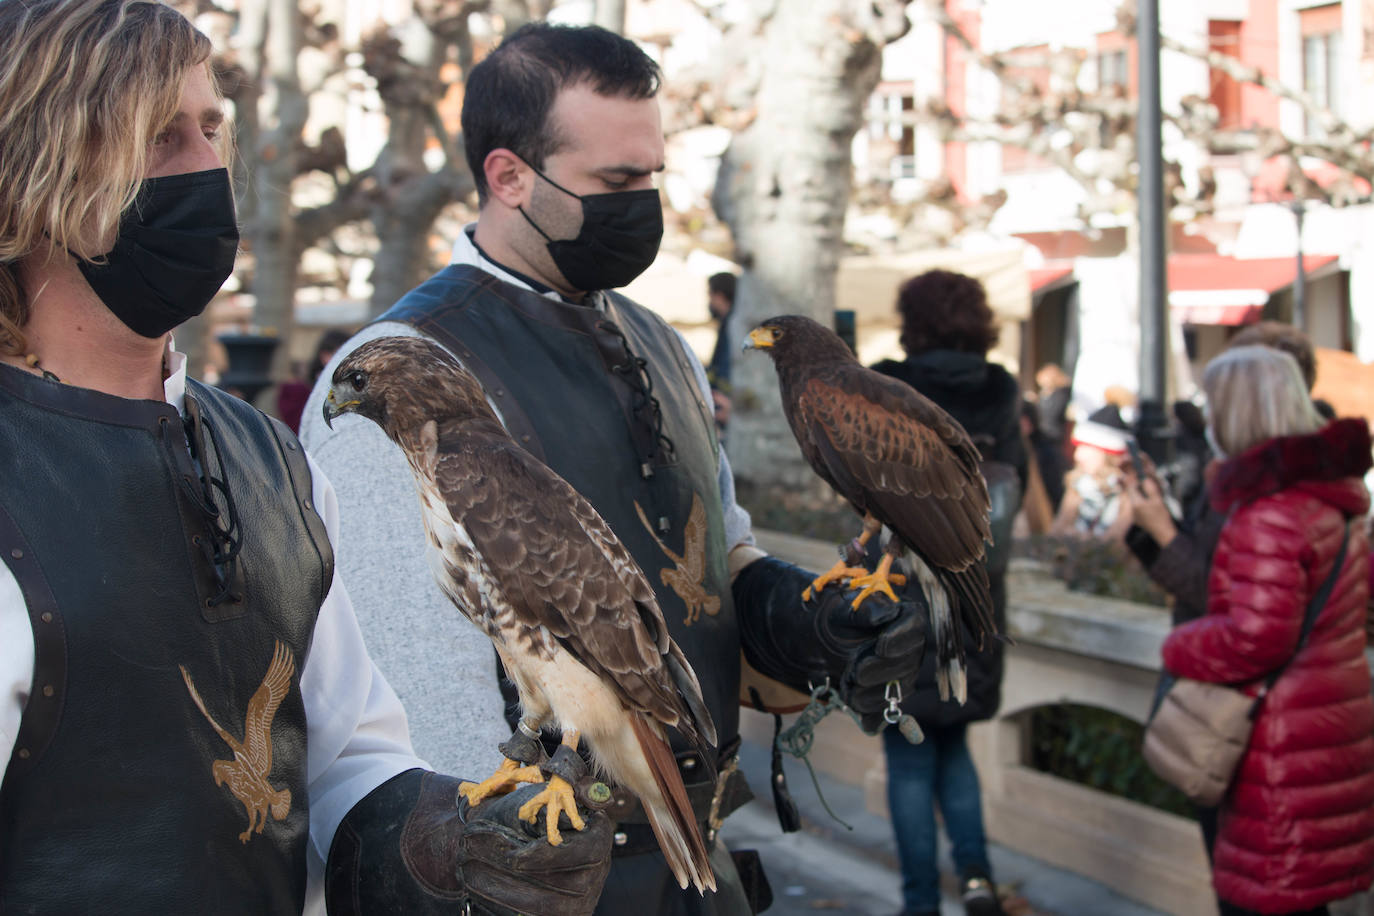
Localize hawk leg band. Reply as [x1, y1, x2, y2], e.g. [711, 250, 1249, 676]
[498, 728, 548, 767]
[541, 745, 614, 811]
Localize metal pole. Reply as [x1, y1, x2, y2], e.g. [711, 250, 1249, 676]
[1291, 200, 1307, 330]
[1136, 0, 1170, 460]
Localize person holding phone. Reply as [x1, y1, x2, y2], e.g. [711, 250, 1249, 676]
[1049, 408, 1135, 540]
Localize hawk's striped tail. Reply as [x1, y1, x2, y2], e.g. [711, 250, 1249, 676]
[910, 556, 966, 705]
[626, 715, 716, 893]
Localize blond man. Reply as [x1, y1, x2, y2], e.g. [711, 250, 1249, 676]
[0, 2, 610, 912]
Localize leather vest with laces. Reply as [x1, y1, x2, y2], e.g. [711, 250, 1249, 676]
[0, 366, 332, 913]
[377, 265, 742, 764]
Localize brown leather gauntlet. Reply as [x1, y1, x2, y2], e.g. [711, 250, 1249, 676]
[326, 768, 613, 916]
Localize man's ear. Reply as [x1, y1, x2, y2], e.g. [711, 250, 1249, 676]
[484, 149, 531, 209]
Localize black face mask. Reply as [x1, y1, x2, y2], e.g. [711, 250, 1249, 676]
[518, 164, 663, 292]
[77, 168, 239, 338]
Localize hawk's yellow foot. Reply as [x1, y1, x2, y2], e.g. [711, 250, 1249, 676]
[848, 554, 907, 608]
[803, 558, 870, 602]
[518, 774, 586, 846]
[458, 757, 544, 806]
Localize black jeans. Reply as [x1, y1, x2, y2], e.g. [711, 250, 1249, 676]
[1218, 904, 1328, 916]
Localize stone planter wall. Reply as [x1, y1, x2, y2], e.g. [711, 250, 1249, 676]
[748, 530, 1217, 916]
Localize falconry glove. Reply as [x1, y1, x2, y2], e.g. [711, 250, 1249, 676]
[733, 556, 927, 733]
[326, 768, 612, 916]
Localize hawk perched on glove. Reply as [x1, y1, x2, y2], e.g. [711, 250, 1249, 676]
[323, 336, 717, 893]
[745, 315, 994, 704]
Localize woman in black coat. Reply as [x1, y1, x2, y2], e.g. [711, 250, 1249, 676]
[868, 270, 1026, 916]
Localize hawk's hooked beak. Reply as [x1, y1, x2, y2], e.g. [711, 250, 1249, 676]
[744, 327, 777, 350]
[322, 386, 360, 430]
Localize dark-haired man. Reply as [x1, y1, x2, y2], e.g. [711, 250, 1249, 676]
[302, 22, 928, 915]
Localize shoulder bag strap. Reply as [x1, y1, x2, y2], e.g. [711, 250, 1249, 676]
[1251, 520, 1351, 715]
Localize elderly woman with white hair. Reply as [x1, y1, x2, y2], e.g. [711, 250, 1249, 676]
[1160, 345, 1374, 916]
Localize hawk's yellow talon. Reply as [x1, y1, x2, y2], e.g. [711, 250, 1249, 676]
[848, 575, 906, 607]
[847, 555, 906, 609]
[805, 561, 870, 601]
[517, 775, 585, 846]
[459, 757, 544, 806]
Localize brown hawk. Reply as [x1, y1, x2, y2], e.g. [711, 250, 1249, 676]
[322, 336, 717, 893]
[745, 315, 994, 704]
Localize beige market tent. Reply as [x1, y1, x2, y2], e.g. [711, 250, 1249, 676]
[836, 246, 1033, 366]
[632, 246, 1035, 368]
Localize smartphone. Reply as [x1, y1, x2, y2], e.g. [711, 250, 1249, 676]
[1125, 437, 1148, 493]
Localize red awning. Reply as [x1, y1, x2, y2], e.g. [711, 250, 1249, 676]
[1167, 253, 1340, 326]
[1252, 157, 1372, 202]
[1030, 265, 1074, 293]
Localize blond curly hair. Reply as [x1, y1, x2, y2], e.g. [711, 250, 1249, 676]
[0, 0, 214, 354]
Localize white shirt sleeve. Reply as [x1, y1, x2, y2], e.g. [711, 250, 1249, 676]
[0, 564, 32, 771]
[300, 452, 428, 907]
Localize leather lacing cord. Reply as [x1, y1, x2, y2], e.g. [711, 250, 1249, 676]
[597, 318, 675, 472]
[162, 401, 244, 607]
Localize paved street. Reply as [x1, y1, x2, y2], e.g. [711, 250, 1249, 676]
[721, 738, 1169, 916]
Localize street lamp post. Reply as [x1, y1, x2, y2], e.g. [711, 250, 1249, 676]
[1290, 199, 1307, 330]
[1136, 0, 1171, 461]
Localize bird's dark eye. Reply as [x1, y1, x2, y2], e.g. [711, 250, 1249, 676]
[347, 370, 367, 392]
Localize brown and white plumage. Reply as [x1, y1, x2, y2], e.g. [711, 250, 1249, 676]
[745, 315, 994, 703]
[323, 336, 717, 893]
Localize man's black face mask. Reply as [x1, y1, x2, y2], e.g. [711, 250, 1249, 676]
[77, 167, 239, 338]
[517, 162, 663, 293]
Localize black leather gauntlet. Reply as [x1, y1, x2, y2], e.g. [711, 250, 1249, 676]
[733, 555, 927, 732]
[326, 768, 612, 916]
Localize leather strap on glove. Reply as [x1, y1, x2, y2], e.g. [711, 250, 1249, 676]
[733, 555, 926, 732]
[326, 768, 612, 916]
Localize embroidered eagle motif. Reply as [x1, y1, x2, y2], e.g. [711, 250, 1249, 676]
[635, 495, 720, 626]
[181, 640, 295, 844]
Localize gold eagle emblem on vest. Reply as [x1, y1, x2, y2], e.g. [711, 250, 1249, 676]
[635, 494, 721, 626]
[181, 640, 295, 844]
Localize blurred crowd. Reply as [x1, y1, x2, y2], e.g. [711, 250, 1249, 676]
[859, 268, 1374, 916]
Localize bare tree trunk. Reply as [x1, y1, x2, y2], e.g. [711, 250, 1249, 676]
[235, 0, 307, 400]
[594, 0, 626, 33]
[368, 170, 470, 313]
[713, 0, 899, 491]
[364, 13, 475, 314]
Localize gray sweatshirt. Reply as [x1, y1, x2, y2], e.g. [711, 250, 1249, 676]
[299, 227, 754, 776]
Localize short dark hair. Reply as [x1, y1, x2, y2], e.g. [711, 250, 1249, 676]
[1226, 320, 1317, 391]
[461, 23, 661, 204]
[895, 269, 999, 356]
[708, 272, 736, 303]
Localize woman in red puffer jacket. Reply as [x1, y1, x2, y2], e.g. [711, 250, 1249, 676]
[1161, 345, 1374, 916]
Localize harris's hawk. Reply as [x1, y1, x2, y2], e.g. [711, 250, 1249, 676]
[322, 336, 717, 893]
[745, 315, 994, 704]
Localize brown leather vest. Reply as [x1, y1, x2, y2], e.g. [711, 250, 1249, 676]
[0, 369, 332, 913]
[377, 265, 741, 750]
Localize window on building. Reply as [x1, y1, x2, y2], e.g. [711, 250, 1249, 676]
[865, 87, 916, 179]
[1208, 20, 1243, 129]
[1301, 3, 1343, 136]
[1099, 49, 1127, 90]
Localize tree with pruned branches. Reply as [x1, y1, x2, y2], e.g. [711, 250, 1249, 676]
[176, 0, 551, 385]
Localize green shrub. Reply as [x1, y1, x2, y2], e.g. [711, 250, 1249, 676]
[1018, 534, 1168, 607]
[1028, 703, 1193, 818]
